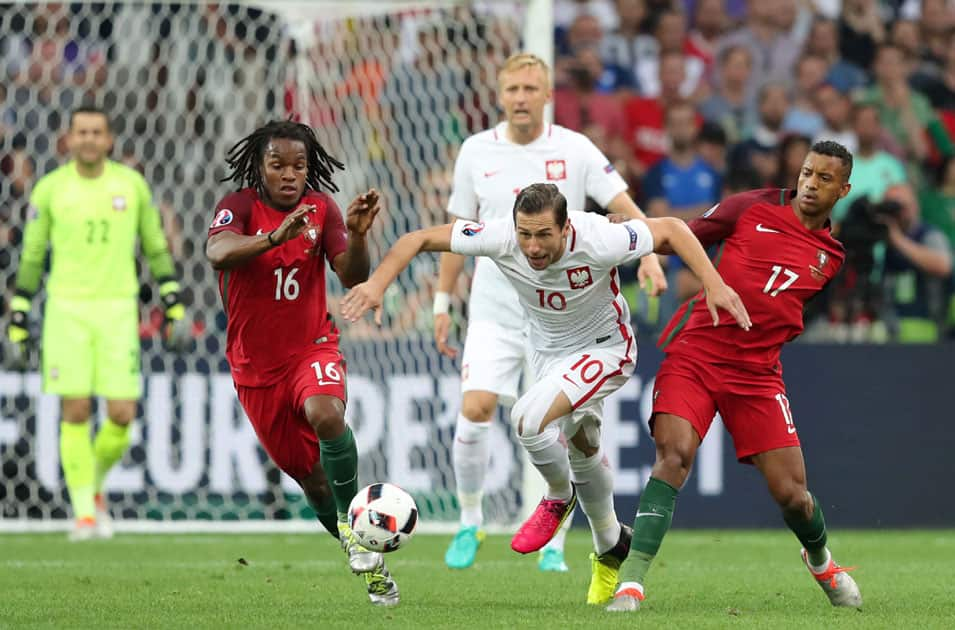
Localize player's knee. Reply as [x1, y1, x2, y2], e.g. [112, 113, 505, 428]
[772, 480, 810, 515]
[654, 439, 695, 482]
[303, 399, 346, 440]
[61, 398, 92, 422]
[461, 393, 496, 422]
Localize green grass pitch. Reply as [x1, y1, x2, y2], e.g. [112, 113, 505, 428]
[2, 529, 953, 629]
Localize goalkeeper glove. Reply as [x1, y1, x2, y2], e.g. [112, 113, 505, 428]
[6, 294, 35, 370]
[158, 280, 188, 352]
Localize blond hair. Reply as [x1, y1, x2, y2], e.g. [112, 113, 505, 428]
[498, 52, 551, 84]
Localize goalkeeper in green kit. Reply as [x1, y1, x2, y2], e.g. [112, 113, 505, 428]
[5, 105, 185, 540]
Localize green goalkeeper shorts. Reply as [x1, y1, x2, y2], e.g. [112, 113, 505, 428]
[41, 296, 142, 399]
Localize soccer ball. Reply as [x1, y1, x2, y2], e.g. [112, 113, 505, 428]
[348, 482, 418, 552]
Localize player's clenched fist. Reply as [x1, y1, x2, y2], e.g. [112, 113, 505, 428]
[341, 281, 384, 325]
[271, 204, 315, 245]
[346, 188, 381, 236]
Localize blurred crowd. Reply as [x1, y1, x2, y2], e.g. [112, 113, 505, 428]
[553, 0, 955, 343]
[1, 1, 954, 348]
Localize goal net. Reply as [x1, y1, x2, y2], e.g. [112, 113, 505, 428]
[0, 1, 544, 532]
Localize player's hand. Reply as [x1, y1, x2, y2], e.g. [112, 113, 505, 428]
[637, 254, 667, 297]
[703, 279, 751, 330]
[606, 213, 627, 224]
[433, 312, 458, 359]
[345, 189, 381, 236]
[159, 280, 189, 352]
[271, 204, 315, 245]
[5, 295, 36, 370]
[341, 281, 385, 325]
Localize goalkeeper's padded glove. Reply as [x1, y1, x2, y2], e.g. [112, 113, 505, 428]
[6, 294, 35, 370]
[159, 280, 188, 352]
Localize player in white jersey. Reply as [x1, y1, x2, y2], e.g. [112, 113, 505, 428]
[434, 52, 667, 573]
[341, 184, 750, 604]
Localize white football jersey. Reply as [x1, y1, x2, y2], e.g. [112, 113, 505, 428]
[447, 122, 629, 325]
[450, 211, 654, 353]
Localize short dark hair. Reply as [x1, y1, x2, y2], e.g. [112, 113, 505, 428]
[512, 183, 568, 227]
[810, 140, 853, 180]
[70, 105, 111, 131]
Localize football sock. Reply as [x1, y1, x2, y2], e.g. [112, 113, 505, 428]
[60, 420, 95, 520]
[544, 512, 572, 551]
[785, 492, 828, 566]
[309, 493, 341, 539]
[620, 476, 678, 584]
[93, 418, 132, 494]
[519, 424, 572, 501]
[570, 447, 620, 554]
[319, 426, 359, 522]
[453, 414, 490, 528]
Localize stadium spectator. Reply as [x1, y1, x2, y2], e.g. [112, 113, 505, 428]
[554, 0, 620, 33]
[920, 156, 955, 251]
[803, 17, 868, 93]
[686, 0, 729, 76]
[813, 82, 857, 153]
[634, 10, 706, 99]
[555, 42, 637, 95]
[781, 54, 827, 138]
[772, 134, 813, 190]
[912, 37, 955, 110]
[697, 45, 755, 143]
[832, 103, 907, 224]
[880, 183, 953, 342]
[623, 51, 690, 175]
[697, 119, 728, 175]
[554, 46, 629, 139]
[838, 0, 886, 71]
[600, 0, 655, 79]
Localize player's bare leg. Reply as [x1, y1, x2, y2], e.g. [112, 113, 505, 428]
[511, 386, 577, 554]
[608, 413, 699, 612]
[88, 399, 135, 539]
[568, 427, 630, 604]
[60, 398, 97, 541]
[445, 390, 495, 569]
[752, 447, 862, 608]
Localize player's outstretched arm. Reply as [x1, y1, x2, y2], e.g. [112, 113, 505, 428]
[607, 192, 668, 297]
[332, 189, 381, 288]
[433, 250, 467, 358]
[341, 224, 455, 324]
[206, 204, 314, 270]
[645, 217, 752, 330]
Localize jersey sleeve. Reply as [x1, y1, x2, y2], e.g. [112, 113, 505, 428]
[135, 172, 176, 282]
[686, 189, 772, 248]
[320, 194, 349, 265]
[580, 134, 628, 208]
[15, 175, 54, 296]
[590, 216, 655, 267]
[449, 218, 512, 258]
[447, 140, 479, 220]
[208, 191, 253, 238]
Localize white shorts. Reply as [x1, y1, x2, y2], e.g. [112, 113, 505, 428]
[528, 335, 637, 443]
[460, 319, 528, 407]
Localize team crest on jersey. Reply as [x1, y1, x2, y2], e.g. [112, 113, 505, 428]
[211, 208, 234, 228]
[461, 222, 484, 236]
[567, 266, 593, 289]
[112, 195, 127, 212]
[306, 227, 319, 243]
[545, 160, 567, 181]
[809, 249, 829, 281]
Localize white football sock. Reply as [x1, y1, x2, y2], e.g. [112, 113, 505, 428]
[453, 414, 491, 528]
[519, 424, 572, 501]
[570, 446, 620, 554]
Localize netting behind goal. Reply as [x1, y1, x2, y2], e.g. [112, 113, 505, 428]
[0, 1, 533, 530]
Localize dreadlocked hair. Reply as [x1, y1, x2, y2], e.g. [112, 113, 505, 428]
[222, 120, 345, 194]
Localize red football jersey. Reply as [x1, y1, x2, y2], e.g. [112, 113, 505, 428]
[208, 188, 349, 387]
[658, 188, 845, 371]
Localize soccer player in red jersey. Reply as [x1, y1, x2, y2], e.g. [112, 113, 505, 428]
[205, 121, 397, 606]
[608, 141, 863, 612]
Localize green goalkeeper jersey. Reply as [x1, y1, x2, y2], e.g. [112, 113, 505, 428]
[16, 160, 175, 300]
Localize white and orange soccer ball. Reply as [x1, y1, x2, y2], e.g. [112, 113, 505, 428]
[348, 483, 419, 552]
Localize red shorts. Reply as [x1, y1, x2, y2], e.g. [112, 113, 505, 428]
[651, 353, 800, 463]
[236, 343, 348, 480]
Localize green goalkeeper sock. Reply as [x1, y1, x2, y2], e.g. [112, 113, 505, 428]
[60, 421, 95, 519]
[93, 418, 132, 494]
[620, 477, 679, 585]
[785, 492, 828, 566]
[319, 426, 359, 522]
